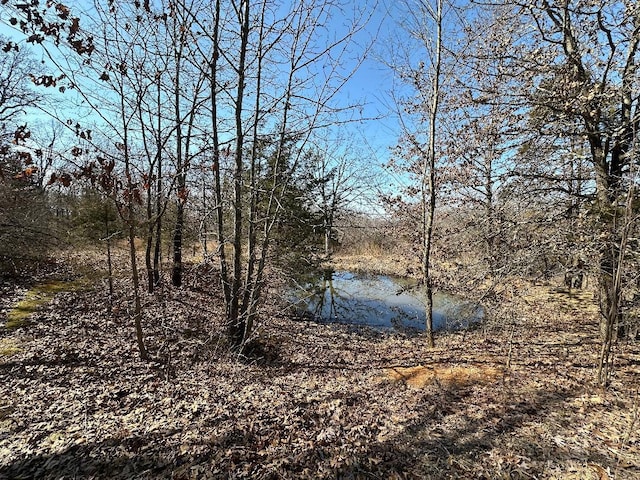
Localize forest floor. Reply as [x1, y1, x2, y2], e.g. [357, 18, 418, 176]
[0, 252, 639, 479]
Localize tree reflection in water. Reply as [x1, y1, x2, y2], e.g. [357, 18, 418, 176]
[289, 270, 483, 333]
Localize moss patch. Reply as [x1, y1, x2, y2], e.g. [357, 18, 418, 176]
[0, 338, 22, 357]
[5, 279, 89, 329]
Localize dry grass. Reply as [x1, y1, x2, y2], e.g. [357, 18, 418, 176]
[0, 338, 22, 358]
[384, 364, 504, 389]
[329, 248, 417, 277]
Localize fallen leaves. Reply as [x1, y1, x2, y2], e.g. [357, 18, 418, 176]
[0, 264, 638, 479]
[4, 279, 89, 329]
[384, 364, 503, 389]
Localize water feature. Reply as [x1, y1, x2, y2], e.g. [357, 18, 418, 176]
[289, 270, 484, 333]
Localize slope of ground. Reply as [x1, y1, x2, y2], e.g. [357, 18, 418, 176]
[0, 262, 638, 479]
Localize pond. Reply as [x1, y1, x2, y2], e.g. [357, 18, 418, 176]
[288, 270, 484, 334]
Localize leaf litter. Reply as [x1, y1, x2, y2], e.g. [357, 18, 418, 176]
[0, 265, 638, 479]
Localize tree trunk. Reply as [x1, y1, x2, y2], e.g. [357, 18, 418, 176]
[104, 207, 114, 310]
[171, 19, 186, 288]
[227, 0, 251, 350]
[210, 0, 231, 313]
[153, 78, 163, 290]
[145, 214, 154, 293]
[422, 0, 443, 348]
[127, 223, 148, 361]
[324, 225, 331, 256]
[171, 202, 184, 287]
[592, 136, 624, 386]
[153, 200, 162, 288]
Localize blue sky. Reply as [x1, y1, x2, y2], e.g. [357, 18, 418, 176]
[317, 0, 413, 171]
[0, 0, 414, 179]
[1, 2, 404, 125]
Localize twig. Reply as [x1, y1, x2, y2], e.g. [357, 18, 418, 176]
[506, 325, 515, 369]
[99, 231, 123, 242]
[620, 388, 639, 450]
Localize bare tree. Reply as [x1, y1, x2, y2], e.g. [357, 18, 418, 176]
[421, 0, 443, 347]
[305, 139, 376, 257]
[0, 36, 52, 272]
[3, 0, 157, 358]
[0, 35, 41, 132]
[502, 0, 640, 385]
[387, 0, 448, 346]
[182, 0, 372, 351]
[438, 6, 524, 283]
[4, 0, 373, 355]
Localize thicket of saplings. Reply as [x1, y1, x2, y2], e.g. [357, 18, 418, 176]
[1, 177, 325, 279]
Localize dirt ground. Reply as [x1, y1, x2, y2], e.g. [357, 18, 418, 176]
[0, 260, 638, 479]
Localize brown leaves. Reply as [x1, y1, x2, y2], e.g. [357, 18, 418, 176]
[2, 41, 18, 52]
[54, 3, 70, 20]
[18, 151, 33, 165]
[29, 74, 64, 87]
[59, 172, 72, 187]
[44, 171, 72, 187]
[13, 125, 31, 144]
[69, 17, 80, 36]
[69, 38, 94, 56]
[123, 187, 142, 205]
[15, 1, 94, 55]
[14, 166, 38, 179]
[177, 188, 189, 204]
[46, 172, 58, 186]
[0, 268, 638, 479]
[26, 34, 44, 44]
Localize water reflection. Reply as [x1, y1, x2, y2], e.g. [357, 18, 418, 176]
[289, 270, 483, 333]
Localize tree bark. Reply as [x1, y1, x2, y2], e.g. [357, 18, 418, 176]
[227, 0, 251, 350]
[421, 0, 443, 348]
[128, 223, 148, 361]
[171, 18, 186, 288]
[153, 77, 163, 290]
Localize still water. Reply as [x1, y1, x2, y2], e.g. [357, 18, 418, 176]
[289, 270, 484, 333]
